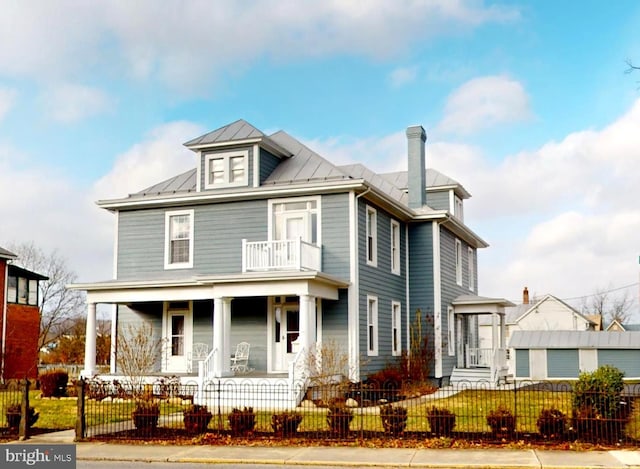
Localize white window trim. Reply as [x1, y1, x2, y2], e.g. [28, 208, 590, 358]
[390, 219, 400, 275]
[366, 205, 377, 267]
[267, 196, 322, 245]
[447, 307, 455, 356]
[454, 194, 464, 221]
[391, 301, 401, 356]
[467, 247, 475, 291]
[204, 150, 249, 189]
[455, 239, 462, 286]
[164, 209, 194, 270]
[367, 295, 378, 356]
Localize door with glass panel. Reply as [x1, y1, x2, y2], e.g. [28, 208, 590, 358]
[163, 302, 192, 372]
[273, 305, 300, 372]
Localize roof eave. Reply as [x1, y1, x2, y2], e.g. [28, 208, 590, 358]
[184, 136, 292, 158]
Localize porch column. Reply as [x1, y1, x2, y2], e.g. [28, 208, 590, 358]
[213, 297, 224, 377]
[491, 312, 498, 352]
[82, 303, 97, 378]
[299, 294, 317, 352]
[222, 297, 232, 375]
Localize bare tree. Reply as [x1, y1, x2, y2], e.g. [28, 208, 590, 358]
[116, 321, 164, 395]
[8, 241, 85, 351]
[582, 286, 634, 326]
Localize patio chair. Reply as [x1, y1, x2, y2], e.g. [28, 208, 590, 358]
[188, 342, 209, 373]
[230, 341, 251, 374]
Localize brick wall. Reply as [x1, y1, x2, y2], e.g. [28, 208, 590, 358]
[4, 303, 40, 380]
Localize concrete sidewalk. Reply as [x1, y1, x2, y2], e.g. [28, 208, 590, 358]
[12, 431, 640, 468]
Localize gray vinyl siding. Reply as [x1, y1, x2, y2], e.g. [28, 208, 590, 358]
[547, 349, 579, 378]
[426, 191, 450, 211]
[515, 349, 530, 378]
[439, 228, 475, 377]
[230, 297, 268, 372]
[321, 290, 349, 352]
[199, 145, 255, 189]
[321, 193, 350, 279]
[259, 149, 280, 183]
[598, 350, 640, 377]
[116, 302, 163, 373]
[192, 300, 213, 351]
[357, 199, 407, 376]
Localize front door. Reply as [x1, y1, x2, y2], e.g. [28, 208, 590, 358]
[273, 305, 300, 372]
[163, 301, 192, 372]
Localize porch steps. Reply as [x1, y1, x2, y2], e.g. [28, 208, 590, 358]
[195, 377, 305, 410]
[449, 367, 492, 385]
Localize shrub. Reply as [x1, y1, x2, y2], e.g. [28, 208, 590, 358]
[5, 403, 39, 430]
[327, 403, 353, 436]
[486, 407, 515, 437]
[228, 407, 255, 436]
[427, 406, 456, 436]
[271, 411, 303, 436]
[183, 404, 212, 434]
[131, 400, 160, 431]
[537, 408, 566, 439]
[379, 404, 408, 435]
[39, 370, 69, 398]
[572, 365, 631, 441]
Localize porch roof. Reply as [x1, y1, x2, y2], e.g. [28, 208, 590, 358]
[68, 270, 349, 304]
[451, 294, 515, 314]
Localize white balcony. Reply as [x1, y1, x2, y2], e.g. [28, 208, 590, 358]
[242, 238, 321, 272]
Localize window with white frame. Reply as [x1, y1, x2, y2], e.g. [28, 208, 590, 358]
[390, 219, 400, 275]
[366, 206, 377, 266]
[391, 301, 401, 356]
[447, 306, 455, 356]
[454, 195, 464, 221]
[468, 247, 475, 291]
[165, 210, 194, 269]
[367, 295, 378, 355]
[271, 198, 319, 244]
[455, 239, 462, 286]
[204, 150, 248, 188]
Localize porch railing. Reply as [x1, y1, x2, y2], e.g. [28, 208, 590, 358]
[242, 238, 321, 272]
[467, 347, 493, 367]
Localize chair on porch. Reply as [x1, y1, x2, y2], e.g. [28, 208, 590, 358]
[188, 342, 209, 373]
[230, 342, 251, 374]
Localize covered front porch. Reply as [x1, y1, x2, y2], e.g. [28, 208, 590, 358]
[450, 295, 515, 385]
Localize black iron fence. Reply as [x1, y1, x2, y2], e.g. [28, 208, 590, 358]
[76, 378, 640, 446]
[0, 380, 34, 439]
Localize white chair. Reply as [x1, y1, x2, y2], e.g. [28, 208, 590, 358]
[230, 342, 251, 374]
[188, 342, 209, 373]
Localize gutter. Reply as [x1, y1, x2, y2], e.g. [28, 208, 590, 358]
[1, 262, 8, 383]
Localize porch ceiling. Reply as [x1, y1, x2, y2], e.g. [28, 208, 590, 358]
[69, 270, 349, 304]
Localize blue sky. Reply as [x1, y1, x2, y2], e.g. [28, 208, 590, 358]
[1, 0, 639, 315]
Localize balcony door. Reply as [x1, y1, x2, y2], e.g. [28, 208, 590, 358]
[271, 198, 319, 245]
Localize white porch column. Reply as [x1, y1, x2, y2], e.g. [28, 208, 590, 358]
[299, 294, 317, 352]
[491, 312, 498, 352]
[82, 303, 97, 378]
[222, 297, 232, 375]
[213, 297, 224, 377]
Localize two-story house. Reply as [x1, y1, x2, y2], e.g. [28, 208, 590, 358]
[71, 120, 512, 406]
[1, 246, 48, 381]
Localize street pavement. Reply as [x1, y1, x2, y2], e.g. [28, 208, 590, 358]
[6, 428, 640, 468]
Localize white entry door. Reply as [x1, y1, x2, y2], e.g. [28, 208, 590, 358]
[273, 305, 300, 372]
[163, 302, 192, 373]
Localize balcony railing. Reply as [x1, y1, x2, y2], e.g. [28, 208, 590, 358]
[242, 238, 321, 272]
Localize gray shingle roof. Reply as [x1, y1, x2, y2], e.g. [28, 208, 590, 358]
[0, 246, 17, 259]
[509, 330, 640, 349]
[184, 119, 266, 147]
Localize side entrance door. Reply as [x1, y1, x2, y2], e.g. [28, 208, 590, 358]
[163, 301, 193, 373]
[273, 305, 300, 372]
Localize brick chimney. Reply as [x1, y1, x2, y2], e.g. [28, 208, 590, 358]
[523, 287, 529, 305]
[406, 125, 427, 209]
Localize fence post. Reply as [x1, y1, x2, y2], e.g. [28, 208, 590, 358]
[75, 377, 86, 441]
[513, 378, 517, 439]
[19, 378, 30, 440]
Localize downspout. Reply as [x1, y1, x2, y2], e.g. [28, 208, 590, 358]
[1, 262, 9, 383]
[432, 217, 448, 382]
[349, 187, 371, 381]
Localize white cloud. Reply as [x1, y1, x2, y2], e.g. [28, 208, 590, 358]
[0, 87, 17, 121]
[0, 1, 519, 92]
[42, 84, 113, 123]
[389, 66, 418, 87]
[437, 75, 532, 135]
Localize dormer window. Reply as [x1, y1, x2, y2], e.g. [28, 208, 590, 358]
[454, 195, 464, 221]
[204, 150, 249, 188]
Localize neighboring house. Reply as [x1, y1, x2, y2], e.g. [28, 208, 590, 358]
[604, 319, 640, 332]
[70, 120, 511, 406]
[0, 246, 48, 381]
[510, 330, 640, 380]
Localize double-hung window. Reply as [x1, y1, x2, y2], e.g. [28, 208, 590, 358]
[366, 206, 377, 266]
[390, 220, 400, 275]
[391, 301, 401, 356]
[468, 247, 475, 291]
[165, 209, 194, 269]
[367, 295, 378, 356]
[455, 239, 462, 286]
[204, 150, 248, 188]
